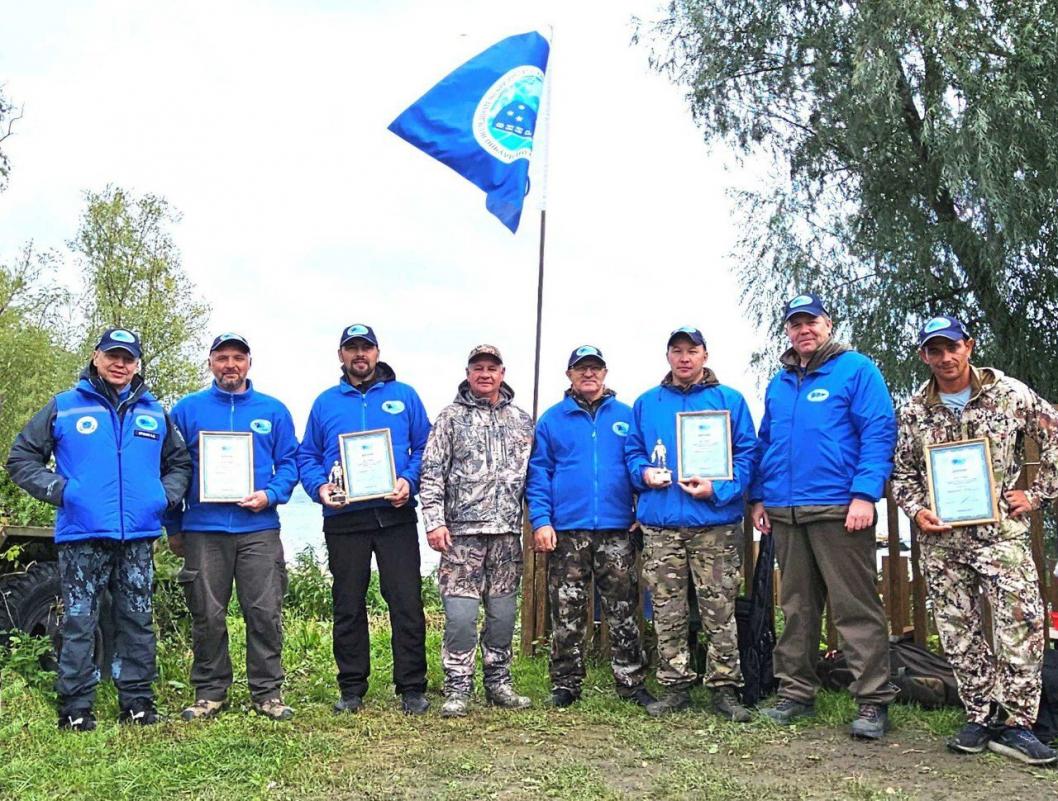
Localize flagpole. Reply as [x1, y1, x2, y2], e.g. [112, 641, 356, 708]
[530, 26, 553, 422]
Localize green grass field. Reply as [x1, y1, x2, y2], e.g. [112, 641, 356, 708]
[3, 610, 1058, 801]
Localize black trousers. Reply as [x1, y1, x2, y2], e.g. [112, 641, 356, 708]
[325, 522, 427, 698]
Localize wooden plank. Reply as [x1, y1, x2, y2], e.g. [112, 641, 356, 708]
[1021, 439, 1050, 647]
[909, 519, 929, 647]
[519, 518, 537, 656]
[533, 548, 549, 653]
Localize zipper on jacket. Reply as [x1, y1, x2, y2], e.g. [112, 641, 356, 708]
[787, 372, 804, 506]
[113, 404, 126, 541]
[592, 421, 599, 529]
[229, 392, 236, 530]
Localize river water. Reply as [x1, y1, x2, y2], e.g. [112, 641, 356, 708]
[277, 486, 441, 575]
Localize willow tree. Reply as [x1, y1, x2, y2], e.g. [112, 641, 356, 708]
[639, 1, 1058, 397]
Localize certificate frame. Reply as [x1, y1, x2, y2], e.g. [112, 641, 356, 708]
[675, 410, 733, 482]
[198, 431, 254, 503]
[924, 437, 999, 527]
[338, 428, 398, 503]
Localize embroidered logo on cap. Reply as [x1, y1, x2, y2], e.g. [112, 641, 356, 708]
[576, 346, 599, 357]
[111, 329, 136, 343]
[923, 317, 950, 334]
[346, 324, 369, 337]
[789, 295, 813, 308]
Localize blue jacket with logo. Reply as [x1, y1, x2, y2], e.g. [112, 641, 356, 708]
[297, 363, 431, 517]
[5, 366, 192, 544]
[168, 380, 299, 534]
[625, 370, 757, 528]
[526, 392, 635, 532]
[749, 344, 896, 507]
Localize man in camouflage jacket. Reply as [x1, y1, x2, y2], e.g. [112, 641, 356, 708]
[891, 315, 1058, 765]
[420, 344, 535, 717]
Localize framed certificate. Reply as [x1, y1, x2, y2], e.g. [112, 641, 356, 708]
[925, 438, 999, 526]
[199, 431, 254, 503]
[338, 429, 397, 502]
[676, 410, 733, 482]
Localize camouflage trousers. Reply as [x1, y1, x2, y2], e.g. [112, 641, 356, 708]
[641, 524, 743, 690]
[438, 533, 523, 695]
[56, 538, 156, 711]
[548, 530, 647, 696]
[921, 534, 1044, 727]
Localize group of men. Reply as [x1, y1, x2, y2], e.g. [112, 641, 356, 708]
[6, 295, 1058, 766]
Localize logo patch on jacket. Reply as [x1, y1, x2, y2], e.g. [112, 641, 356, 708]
[807, 389, 830, 402]
[134, 430, 159, 440]
[76, 416, 98, 435]
[612, 421, 630, 436]
[382, 400, 405, 415]
[250, 418, 272, 434]
[134, 414, 160, 431]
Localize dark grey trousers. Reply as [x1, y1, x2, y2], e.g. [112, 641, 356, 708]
[179, 529, 287, 702]
[770, 512, 896, 705]
[56, 538, 156, 712]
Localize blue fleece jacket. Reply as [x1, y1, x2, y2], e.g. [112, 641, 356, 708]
[625, 373, 757, 528]
[526, 393, 635, 532]
[749, 349, 896, 506]
[169, 380, 299, 534]
[297, 365, 431, 517]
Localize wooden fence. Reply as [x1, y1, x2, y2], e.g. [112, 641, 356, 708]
[519, 440, 1058, 656]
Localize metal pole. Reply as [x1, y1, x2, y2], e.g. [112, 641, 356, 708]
[531, 208, 546, 420]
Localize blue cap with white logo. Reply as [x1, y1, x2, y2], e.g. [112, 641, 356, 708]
[96, 327, 142, 359]
[783, 292, 829, 321]
[917, 315, 970, 348]
[339, 323, 379, 348]
[567, 345, 606, 369]
[210, 332, 251, 353]
[667, 326, 707, 349]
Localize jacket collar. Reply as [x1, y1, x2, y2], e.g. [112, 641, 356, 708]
[455, 380, 515, 409]
[339, 361, 396, 395]
[922, 365, 997, 408]
[79, 364, 150, 409]
[209, 378, 255, 402]
[660, 367, 719, 393]
[779, 337, 850, 376]
[562, 387, 615, 415]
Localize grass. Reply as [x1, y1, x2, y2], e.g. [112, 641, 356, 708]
[2, 610, 1058, 801]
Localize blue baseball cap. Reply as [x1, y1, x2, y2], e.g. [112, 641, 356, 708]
[95, 327, 142, 359]
[339, 323, 379, 348]
[917, 315, 970, 348]
[667, 326, 707, 349]
[210, 332, 250, 353]
[567, 345, 606, 369]
[783, 292, 829, 321]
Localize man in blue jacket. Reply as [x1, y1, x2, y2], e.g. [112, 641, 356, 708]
[750, 293, 897, 739]
[625, 327, 757, 720]
[167, 333, 299, 721]
[297, 323, 432, 715]
[6, 328, 191, 731]
[527, 346, 652, 709]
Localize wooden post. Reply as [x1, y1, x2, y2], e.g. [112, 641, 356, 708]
[1021, 439, 1050, 647]
[909, 519, 929, 647]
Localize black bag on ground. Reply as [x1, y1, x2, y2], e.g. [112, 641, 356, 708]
[1033, 649, 1058, 744]
[735, 532, 778, 705]
[817, 635, 961, 708]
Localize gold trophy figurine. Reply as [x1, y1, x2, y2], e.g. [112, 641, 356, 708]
[328, 460, 348, 505]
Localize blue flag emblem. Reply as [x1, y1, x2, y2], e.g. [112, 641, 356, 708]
[388, 31, 551, 233]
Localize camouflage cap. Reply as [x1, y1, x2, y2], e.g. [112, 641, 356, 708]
[468, 344, 503, 364]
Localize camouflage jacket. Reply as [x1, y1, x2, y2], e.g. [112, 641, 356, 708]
[891, 366, 1058, 543]
[419, 380, 535, 536]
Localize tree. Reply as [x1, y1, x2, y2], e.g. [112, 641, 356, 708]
[71, 186, 211, 405]
[638, 1, 1058, 397]
[0, 86, 21, 193]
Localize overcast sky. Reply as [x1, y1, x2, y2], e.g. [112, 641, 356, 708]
[0, 0, 772, 431]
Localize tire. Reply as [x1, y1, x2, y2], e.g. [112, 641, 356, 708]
[0, 561, 110, 676]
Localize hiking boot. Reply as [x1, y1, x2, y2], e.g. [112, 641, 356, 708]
[946, 722, 993, 754]
[441, 694, 470, 718]
[181, 698, 226, 722]
[401, 691, 430, 716]
[485, 684, 531, 709]
[58, 707, 96, 732]
[551, 688, 577, 708]
[333, 695, 364, 714]
[712, 686, 752, 723]
[622, 687, 657, 708]
[253, 697, 294, 721]
[645, 689, 690, 718]
[849, 703, 889, 740]
[759, 697, 815, 725]
[119, 698, 160, 726]
[987, 726, 1058, 765]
